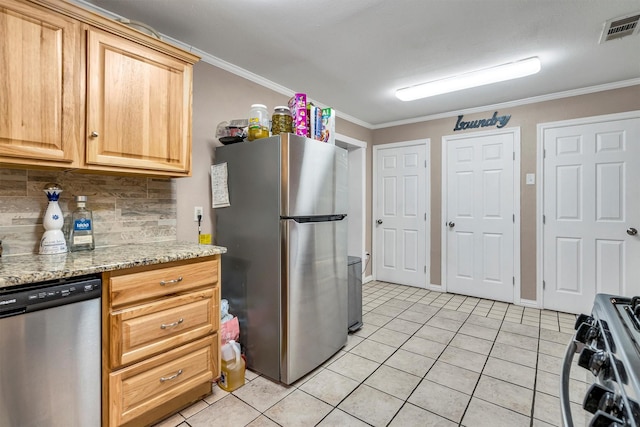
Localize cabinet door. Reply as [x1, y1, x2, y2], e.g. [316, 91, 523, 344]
[0, 0, 81, 166]
[86, 29, 192, 176]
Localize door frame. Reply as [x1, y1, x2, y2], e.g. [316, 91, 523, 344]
[536, 110, 640, 310]
[441, 127, 521, 302]
[372, 139, 430, 287]
[336, 133, 368, 275]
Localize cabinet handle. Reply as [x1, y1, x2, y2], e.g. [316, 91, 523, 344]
[90, 131, 99, 138]
[160, 318, 184, 329]
[159, 369, 183, 383]
[159, 276, 183, 286]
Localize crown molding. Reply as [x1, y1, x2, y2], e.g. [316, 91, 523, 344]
[64, 1, 640, 132]
[372, 78, 640, 129]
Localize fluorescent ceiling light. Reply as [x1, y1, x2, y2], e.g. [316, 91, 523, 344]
[396, 57, 541, 101]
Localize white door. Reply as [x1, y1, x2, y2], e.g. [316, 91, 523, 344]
[542, 116, 640, 314]
[444, 129, 517, 302]
[374, 141, 428, 287]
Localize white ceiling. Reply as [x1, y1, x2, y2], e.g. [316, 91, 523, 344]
[77, 0, 640, 128]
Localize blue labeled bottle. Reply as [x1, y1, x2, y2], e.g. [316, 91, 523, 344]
[69, 195, 95, 251]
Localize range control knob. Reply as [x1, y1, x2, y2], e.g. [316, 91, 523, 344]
[575, 322, 599, 344]
[578, 348, 608, 376]
[584, 383, 613, 414]
[575, 313, 594, 331]
[590, 410, 623, 427]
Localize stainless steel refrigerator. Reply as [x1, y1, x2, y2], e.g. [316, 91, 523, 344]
[215, 134, 348, 385]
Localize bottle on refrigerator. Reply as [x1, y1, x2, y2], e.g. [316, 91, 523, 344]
[69, 195, 95, 251]
[271, 106, 292, 135]
[247, 104, 270, 141]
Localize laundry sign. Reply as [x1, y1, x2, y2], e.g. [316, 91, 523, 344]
[453, 111, 511, 131]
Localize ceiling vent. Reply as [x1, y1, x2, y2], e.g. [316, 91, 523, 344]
[599, 12, 640, 43]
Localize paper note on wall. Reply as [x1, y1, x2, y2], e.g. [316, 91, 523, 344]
[211, 163, 230, 208]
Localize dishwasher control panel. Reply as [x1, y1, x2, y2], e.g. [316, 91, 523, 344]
[0, 276, 101, 318]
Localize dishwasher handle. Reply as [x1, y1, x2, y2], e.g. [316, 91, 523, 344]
[0, 306, 27, 319]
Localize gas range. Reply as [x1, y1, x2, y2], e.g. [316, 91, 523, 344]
[563, 294, 640, 426]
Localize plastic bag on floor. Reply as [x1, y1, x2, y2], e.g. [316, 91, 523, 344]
[220, 299, 239, 345]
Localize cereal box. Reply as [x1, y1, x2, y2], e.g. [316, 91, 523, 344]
[307, 104, 322, 141]
[321, 107, 335, 144]
[287, 93, 307, 137]
[313, 106, 322, 140]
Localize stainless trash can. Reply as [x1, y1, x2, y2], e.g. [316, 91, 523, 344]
[348, 256, 363, 332]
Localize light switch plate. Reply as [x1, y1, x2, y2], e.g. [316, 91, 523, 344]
[526, 173, 535, 185]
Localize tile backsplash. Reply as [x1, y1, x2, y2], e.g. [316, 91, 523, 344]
[0, 168, 177, 256]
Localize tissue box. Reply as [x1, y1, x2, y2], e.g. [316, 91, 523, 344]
[288, 93, 307, 137]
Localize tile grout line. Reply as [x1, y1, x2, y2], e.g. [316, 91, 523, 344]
[166, 281, 578, 427]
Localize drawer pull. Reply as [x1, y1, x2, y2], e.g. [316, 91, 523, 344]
[159, 276, 183, 286]
[159, 369, 183, 383]
[160, 318, 184, 329]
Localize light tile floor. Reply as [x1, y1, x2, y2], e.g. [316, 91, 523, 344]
[153, 281, 593, 427]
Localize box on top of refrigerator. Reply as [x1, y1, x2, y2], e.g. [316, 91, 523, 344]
[321, 107, 335, 145]
[288, 93, 307, 137]
[308, 104, 322, 141]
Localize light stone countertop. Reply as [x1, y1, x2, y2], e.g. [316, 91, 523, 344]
[0, 242, 227, 290]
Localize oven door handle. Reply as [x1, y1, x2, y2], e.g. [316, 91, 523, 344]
[560, 339, 578, 427]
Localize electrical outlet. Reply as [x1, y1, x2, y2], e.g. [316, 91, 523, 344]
[194, 206, 203, 221]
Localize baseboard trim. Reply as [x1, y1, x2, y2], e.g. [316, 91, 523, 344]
[518, 298, 540, 308]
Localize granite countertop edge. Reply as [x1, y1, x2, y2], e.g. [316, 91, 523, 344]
[0, 242, 227, 290]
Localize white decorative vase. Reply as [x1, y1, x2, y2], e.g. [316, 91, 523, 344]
[39, 183, 68, 255]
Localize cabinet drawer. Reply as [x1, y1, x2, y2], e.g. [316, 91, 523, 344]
[109, 335, 217, 427]
[110, 258, 218, 307]
[110, 288, 219, 368]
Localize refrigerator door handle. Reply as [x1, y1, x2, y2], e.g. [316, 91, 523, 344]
[282, 214, 346, 223]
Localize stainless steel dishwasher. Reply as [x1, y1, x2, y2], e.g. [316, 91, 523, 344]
[0, 275, 101, 427]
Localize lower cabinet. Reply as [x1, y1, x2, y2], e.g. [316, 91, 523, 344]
[103, 256, 221, 427]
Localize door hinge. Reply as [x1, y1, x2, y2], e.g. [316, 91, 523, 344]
[513, 214, 515, 223]
[543, 215, 546, 224]
[424, 266, 427, 273]
[513, 152, 515, 161]
[543, 149, 546, 158]
[512, 276, 515, 285]
[543, 280, 546, 290]
[424, 213, 427, 221]
[425, 160, 427, 168]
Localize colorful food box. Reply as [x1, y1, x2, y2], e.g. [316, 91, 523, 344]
[288, 93, 307, 137]
[321, 107, 335, 144]
[307, 104, 322, 140]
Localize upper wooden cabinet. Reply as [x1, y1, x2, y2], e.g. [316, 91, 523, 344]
[0, 0, 82, 167]
[0, 0, 199, 176]
[86, 29, 192, 175]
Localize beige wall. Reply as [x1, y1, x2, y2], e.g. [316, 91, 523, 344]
[371, 85, 640, 301]
[180, 63, 638, 304]
[176, 61, 372, 244]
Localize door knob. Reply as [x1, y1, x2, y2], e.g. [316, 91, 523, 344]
[448, 221, 455, 228]
[90, 131, 99, 138]
[377, 219, 383, 225]
[628, 227, 638, 236]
